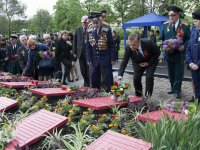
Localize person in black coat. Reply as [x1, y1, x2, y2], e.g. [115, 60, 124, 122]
[17, 35, 28, 71]
[73, 16, 90, 86]
[55, 30, 72, 85]
[7, 34, 21, 74]
[118, 33, 160, 97]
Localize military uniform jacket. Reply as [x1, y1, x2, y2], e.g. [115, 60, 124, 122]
[186, 26, 200, 67]
[161, 20, 190, 61]
[86, 25, 116, 63]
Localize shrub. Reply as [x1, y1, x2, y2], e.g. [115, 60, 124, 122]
[137, 112, 200, 149]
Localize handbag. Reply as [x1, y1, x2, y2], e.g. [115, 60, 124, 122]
[38, 58, 54, 69]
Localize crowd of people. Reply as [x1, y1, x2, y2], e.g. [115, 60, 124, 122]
[0, 6, 200, 102]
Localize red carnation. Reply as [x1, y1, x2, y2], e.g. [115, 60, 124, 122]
[113, 81, 118, 86]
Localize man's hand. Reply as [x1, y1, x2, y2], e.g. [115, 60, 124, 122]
[139, 62, 149, 67]
[73, 54, 77, 58]
[66, 41, 72, 46]
[117, 76, 122, 80]
[189, 63, 199, 70]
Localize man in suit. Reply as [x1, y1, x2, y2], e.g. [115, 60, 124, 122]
[17, 35, 28, 71]
[7, 34, 21, 74]
[86, 12, 116, 92]
[118, 33, 160, 97]
[161, 6, 190, 98]
[73, 15, 90, 87]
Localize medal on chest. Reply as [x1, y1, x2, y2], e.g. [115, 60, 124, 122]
[89, 33, 96, 46]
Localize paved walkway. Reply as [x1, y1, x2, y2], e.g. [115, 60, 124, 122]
[68, 61, 193, 103]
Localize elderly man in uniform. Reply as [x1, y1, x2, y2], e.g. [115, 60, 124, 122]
[186, 8, 200, 102]
[161, 6, 190, 98]
[86, 12, 116, 92]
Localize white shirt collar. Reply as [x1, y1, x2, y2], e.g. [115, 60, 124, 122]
[174, 19, 180, 29]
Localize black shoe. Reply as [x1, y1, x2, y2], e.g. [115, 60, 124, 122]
[62, 81, 68, 85]
[189, 96, 195, 102]
[75, 76, 79, 81]
[167, 91, 174, 94]
[176, 93, 181, 98]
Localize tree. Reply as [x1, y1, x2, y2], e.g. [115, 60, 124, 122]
[0, 0, 26, 36]
[28, 9, 52, 33]
[53, 0, 86, 32]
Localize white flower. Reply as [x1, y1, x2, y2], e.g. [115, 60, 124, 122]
[184, 109, 189, 115]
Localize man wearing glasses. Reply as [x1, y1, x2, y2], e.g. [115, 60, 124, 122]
[161, 6, 190, 98]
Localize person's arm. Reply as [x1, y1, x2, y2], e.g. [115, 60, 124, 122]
[147, 41, 161, 65]
[118, 46, 131, 77]
[72, 28, 78, 57]
[107, 28, 116, 62]
[17, 47, 25, 70]
[86, 31, 92, 64]
[23, 49, 34, 75]
[55, 40, 60, 62]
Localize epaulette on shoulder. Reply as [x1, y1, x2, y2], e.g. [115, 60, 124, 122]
[102, 27, 109, 32]
[102, 21, 109, 27]
[181, 21, 188, 26]
[163, 20, 170, 24]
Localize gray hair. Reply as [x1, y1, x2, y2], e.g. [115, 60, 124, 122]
[28, 35, 37, 41]
[19, 35, 27, 41]
[128, 33, 140, 41]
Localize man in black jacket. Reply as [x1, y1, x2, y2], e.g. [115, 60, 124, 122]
[118, 33, 160, 97]
[73, 16, 90, 87]
[17, 35, 28, 71]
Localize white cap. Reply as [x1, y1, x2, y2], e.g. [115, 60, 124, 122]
[81, 15, 88, 23]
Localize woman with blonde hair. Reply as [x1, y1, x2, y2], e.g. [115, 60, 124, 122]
[22, 39, 51, 80]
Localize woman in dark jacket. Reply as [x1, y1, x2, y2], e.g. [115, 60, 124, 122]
[55, 30, 72, 85]
[22, 39, 49, 80]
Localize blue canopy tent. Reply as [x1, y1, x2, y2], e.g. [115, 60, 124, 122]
[123, 13, 168, 47]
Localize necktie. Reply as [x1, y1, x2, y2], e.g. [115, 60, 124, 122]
[136, 49, 144, 58]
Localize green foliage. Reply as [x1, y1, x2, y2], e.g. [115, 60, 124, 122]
[53, 0, 86, 31]
[28, 9, 52, 33]
[42, 128, 65, 150]
[61, 123, 94, 150]
[0, 0, 26, 35]
[138, 112, 200, 150]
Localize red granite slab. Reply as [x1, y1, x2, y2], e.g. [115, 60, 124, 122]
[72, 96, 142, 110]
[29, 88, 76, 97]
[0, 81, 49, 88]
[0, 97, 18, 112]
[138, 109, 188, 123]
[86, 130, 151, 150]
[128, 95, 143, 102]
[6, 109, 67, 149]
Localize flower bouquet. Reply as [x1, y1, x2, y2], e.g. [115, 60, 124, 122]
[110, 81, 131, 101]
[163, 28, 184, 54]
[165, 100, 197, 115]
